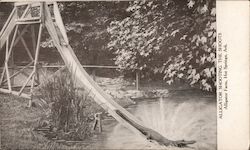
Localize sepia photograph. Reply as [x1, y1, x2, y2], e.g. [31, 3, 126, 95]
[0, 0, 217, 149]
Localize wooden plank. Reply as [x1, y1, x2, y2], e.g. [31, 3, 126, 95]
[17, 17, 40, 22]
[15, 2, 53, 7]
[16, 21, 41, 25]
[0, 88, 31, 99]
[53, 2, 69, 44]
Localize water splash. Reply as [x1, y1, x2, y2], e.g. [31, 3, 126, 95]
[105, 95, 216, 150]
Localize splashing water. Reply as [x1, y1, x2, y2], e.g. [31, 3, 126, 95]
[104, 93, 216, 150]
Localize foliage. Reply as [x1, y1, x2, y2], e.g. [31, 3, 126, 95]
[108, 0, 216, 91]
[38, 70, 94, 140]
[0, 3, 13, 13]
[42, 2, 129, 66]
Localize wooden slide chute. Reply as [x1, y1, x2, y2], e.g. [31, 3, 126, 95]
[0, 2, 195, 147]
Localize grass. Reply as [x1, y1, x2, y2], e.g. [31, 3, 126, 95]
[0, 70, 104, 149]
[0, 93, 105, 149]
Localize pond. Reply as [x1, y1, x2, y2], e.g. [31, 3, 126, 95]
[85, 90, 216, 150]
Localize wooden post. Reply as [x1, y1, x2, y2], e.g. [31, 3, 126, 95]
[5, 36, 11, 91]
[92, 112, 102, 132]
[9, 46, 14, 85]
[29, 23, 43, 107]
[31, 25, 36, 54]
[136, 71, 140, 90]
[92, 69, 96, 81]
[4, 23, 19, 92]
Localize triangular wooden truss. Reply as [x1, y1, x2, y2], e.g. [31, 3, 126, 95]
[0, 2, 69, 100]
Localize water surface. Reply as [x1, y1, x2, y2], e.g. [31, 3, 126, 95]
[90, 91, 216, 150]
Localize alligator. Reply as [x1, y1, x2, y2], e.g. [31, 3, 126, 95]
[115, 110, 196, 147]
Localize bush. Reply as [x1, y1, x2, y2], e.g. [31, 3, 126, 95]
[37, 69, 97, 140]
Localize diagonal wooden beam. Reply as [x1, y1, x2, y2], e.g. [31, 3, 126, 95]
[2, 61, 33, 84]
[0, 8, 17, 50]
[0, 67, 6, 85]
[20, 4, 31, 19]
[13, 24, 30, 46]
[18, 70, 34, 95]
[5, 25, 19, 66]
[20, 70, 39, 85]
[0, 7, 16, 38]
[18, 30, 34, 61]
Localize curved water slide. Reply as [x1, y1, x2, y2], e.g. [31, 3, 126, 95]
[43, 2, 154, 142]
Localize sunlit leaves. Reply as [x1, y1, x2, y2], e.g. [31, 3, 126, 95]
[187, 0, 195, 8]
[108, 0, 216, 91]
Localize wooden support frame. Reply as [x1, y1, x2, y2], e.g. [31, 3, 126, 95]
[0, 3, 43, 99]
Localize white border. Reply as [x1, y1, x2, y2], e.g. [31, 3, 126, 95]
[217, 1, 249, 150]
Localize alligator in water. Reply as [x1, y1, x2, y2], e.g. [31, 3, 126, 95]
[115, 110, 196, 147]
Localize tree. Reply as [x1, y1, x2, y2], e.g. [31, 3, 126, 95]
[42, 2, 129, 66]
[108, 0, 216, 91]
